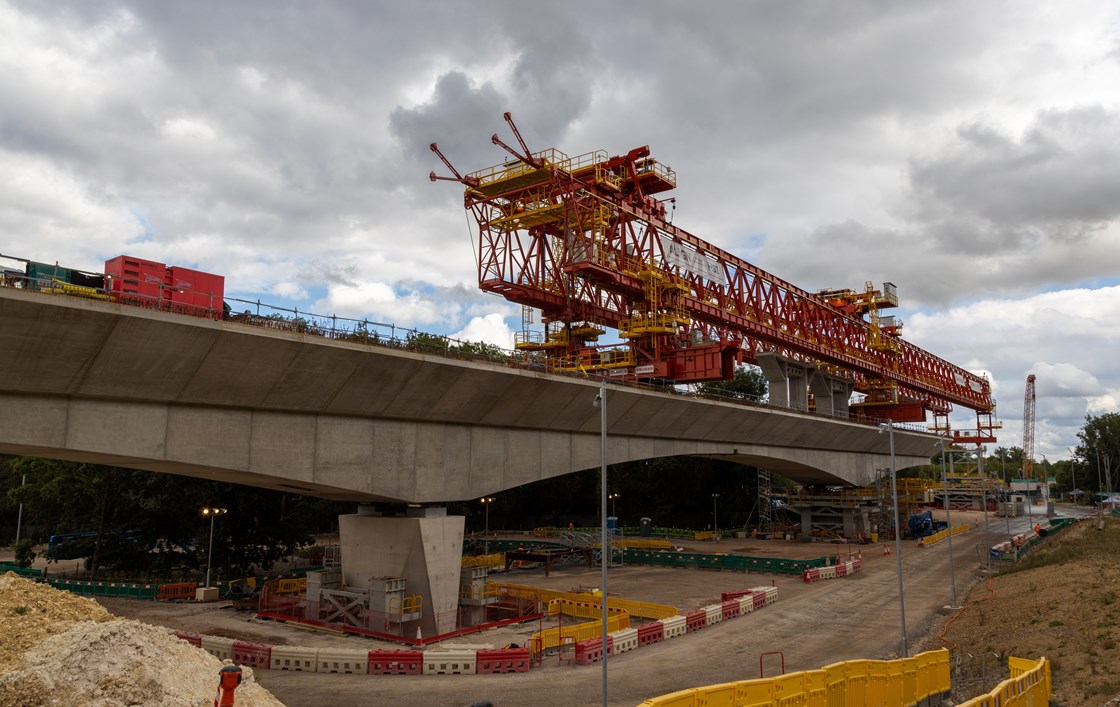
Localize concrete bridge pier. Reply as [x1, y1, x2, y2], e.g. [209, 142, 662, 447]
[338, 506, 464, 638]
[809, 368, 855, 418]
[757, 352, 810, 411]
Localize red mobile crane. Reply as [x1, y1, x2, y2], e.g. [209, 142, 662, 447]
[431, 114, 994, 424]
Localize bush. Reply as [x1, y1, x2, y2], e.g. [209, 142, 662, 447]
[12, 539, 36, 568]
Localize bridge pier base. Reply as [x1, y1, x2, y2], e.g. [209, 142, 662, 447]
[790, 490, 878, 541]
[338, 508, 464, 638]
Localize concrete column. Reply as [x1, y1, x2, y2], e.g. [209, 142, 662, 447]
[809, 368, 855, 418]
[339, 508, 464, 637]
[756, 353, 810, 411]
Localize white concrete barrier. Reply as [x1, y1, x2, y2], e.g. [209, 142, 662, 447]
[271, 646, 319, 672]
[200, 635, 234, 661]
[422, 648, 477, 675]
[659, 615, 687, 639]
[751, 586, 779, 605]
[703, 604, 724, 626]
[608, 627, 639, 655]
[316, 648, 370, 674]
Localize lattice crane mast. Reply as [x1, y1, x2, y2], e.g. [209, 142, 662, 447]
[430, 114, 995, 422]
[1022, 373, 1037, 480]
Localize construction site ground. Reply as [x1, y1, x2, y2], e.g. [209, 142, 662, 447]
[8, 505, 1115, 706]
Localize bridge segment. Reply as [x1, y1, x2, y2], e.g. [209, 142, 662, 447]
[0, 287, 940, 503]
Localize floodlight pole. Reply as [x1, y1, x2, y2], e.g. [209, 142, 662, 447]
[14, 472, 26, 543]
[594, 380, 608, 707]
[881, 420, 908, 657]
[202, 507, 228, 589]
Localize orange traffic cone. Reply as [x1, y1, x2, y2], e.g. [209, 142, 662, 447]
[882, 544, 891, 556]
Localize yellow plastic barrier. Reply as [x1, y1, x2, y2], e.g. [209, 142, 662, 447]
[956, 656, 1050, 707]
[531, 612, 629, 652]
[275, 577, 307, 595]
[548, 598, 627, 620]
[489, 582, 677, 620]
[461, 552, 505, 570]
[693, 531, 714, 541]
[640, 650, 953, 707]
[919, 523, 972, 547]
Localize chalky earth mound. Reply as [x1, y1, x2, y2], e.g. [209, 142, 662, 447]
[0, 573, 285, 707]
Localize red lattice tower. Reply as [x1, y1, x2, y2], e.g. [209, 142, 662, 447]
[1022, 374, 1037, 479]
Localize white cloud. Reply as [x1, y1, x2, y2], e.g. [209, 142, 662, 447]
[451, 313, 515, 350]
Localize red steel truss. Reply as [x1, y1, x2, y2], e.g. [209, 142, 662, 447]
[431, 116, 994, 419]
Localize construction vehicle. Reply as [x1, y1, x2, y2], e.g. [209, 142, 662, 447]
[907, 510, 948, 539]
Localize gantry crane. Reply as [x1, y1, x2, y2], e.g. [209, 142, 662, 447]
[430, 114, 995, 423]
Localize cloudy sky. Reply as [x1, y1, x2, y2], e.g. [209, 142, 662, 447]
[3, 1, 1118, 463]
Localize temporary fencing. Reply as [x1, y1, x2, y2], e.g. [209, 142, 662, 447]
[574, 636, 613, 665]
[639, 649, 952, 707]
[368, 650, 423, 675]
[490, 582, 677, 620]
[157, 582, 198, 601]
[476, 648, 531, 674]
[46, 578, 160, 599]
[956, 656, 1051, 706]
[232, 641, 271, 669]
[803, 557, 862, 583]
[918, 523, 972, 547]
[317, 649, 370, 674]
[622, 548, 832, 575]
[531, 612, 629, 655]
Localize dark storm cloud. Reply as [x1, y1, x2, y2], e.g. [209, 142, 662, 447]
[910, 107, 1120, 229]
[389, 72, 508, 171]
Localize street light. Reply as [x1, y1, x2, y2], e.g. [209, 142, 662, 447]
[609, 492, 620, 519]
[592, 380, 608, 707]
[201, 507, 228, 589]
[712, 493, 720, 540]
[978, 447, 991, 573]
[480, 497, 495, 555]
[879, 420, 908, 657]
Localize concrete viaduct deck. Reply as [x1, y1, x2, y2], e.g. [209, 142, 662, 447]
[0, 287, 940, 503]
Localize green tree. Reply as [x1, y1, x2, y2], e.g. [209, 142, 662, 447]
[5, 456, 347, 578]
[1075, 412, 1120, 495]
[697, 365, 767, 401]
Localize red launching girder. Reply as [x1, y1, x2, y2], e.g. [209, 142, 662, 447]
[437, 121, 994, 415]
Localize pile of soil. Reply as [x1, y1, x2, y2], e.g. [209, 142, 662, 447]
[0, 571, 111, 669]
[0, 573, 285, 707]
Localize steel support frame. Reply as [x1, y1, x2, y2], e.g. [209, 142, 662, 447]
[463, 148, 993, 413]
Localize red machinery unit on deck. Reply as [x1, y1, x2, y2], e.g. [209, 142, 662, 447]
[430, 114, 995, 424]
[104, 256, 224, 319]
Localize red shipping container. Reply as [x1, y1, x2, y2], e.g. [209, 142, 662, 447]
[166, 265, 224, 316]
[105, 255, 166, 304]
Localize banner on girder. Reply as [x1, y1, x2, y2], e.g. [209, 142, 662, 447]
[659, 235, 726, 286]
